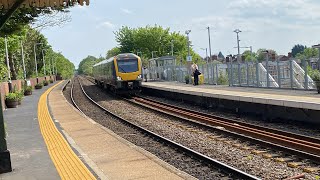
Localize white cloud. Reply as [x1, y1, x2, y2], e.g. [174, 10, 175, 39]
[228, 0, 320, 22]
[97, 21, 116, 29]
[121, 8, 133, 14]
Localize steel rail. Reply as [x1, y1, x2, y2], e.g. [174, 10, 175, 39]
[136, 96, 320, 145]
[75, 76, 260, 180]
[123, 96, 320, 163]
[133, 97, 320, 155]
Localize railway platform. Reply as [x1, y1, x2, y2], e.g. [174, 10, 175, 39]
[141, 81, 320, 124]
[1, 80, 193, 179]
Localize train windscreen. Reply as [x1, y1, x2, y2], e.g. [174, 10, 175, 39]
[117, 59, 138, 73]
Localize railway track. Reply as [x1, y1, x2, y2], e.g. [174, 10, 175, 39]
[84, 75, 320, 164]
[125, 95, 320, 164]
[72, 76, 260, 180]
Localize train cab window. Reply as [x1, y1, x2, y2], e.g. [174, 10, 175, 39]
[117, 59, 138, 73]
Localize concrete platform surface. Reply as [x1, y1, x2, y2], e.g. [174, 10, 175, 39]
[48, 82, 194, 179]
[0, 83, 59, 180]
[142, 81, 320, 111]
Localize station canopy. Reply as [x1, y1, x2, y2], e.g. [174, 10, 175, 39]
[0, 0, 89, 9]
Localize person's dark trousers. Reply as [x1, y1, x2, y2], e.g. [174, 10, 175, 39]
[194, 74, 199, 85]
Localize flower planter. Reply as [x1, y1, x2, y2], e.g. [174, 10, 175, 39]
[185, 80, 189, 84]
[24, 90, 32, 96]
[5, 100, 18, 108]
[43, 81, 49, 86]
[315, 81, 320, 94]
[35, 85, 43, 89]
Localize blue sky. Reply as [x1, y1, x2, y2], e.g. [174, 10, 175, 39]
[41, 0, 320, 68]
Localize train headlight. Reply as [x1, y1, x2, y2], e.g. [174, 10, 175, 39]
[117, 76, 122, 81]
[137, 75, 142, 79]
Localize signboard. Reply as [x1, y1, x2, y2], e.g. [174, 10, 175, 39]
[27, 80, 31, 86]
[186, 56, 192, 62]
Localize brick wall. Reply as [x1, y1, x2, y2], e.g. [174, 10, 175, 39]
[0, 75, 56, 111]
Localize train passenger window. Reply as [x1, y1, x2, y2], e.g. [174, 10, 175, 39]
[117, 59, 138, 73]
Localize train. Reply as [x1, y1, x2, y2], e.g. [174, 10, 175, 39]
[92, 53, 143, 94]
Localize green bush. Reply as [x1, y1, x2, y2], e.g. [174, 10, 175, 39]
[25, 86, 32, 91]
[217, 71, 229, 85]
[16, 90, 24, 101]
[43, 80, 49, 86]
[49, 79, 54, 83]
[185, 75, 190, 81]
[35, 83, 43, 88]
[310, 69, 320, 82]
[5, 93, 18, 101]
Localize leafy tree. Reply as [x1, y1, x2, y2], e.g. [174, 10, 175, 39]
[256, 49, 277, 62]
[291, 44, 306, 58]
[78, 56, 101, 76]
[296, 47, 319, 60]
[114, 25, 201, 64]
[242, 50, 257, 62]
[106, 47, 121, 59]
[55, 52, 75, 79]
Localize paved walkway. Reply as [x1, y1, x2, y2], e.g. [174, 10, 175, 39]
[142, 81, 320, 110]
[49, 81, 194, 180]
[0, 83, 59, 180]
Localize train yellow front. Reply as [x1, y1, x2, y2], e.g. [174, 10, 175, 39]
[93, 53, 143, 93]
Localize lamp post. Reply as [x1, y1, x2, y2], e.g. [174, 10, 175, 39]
[207, 27, 212, 61]
[34, 43, 43, 83]
[42, 49, 46, 77]
[234, 29, 241, 62]
[20, 40, 26, 80]
[171, 40, 174, 56]
[4, 36, 12, 92]
[185, 30, 191, 57]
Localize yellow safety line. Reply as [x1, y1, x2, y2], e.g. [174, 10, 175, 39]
[37, 81, 96, 180]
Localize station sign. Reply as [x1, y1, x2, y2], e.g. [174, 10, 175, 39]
[186, 56, 192, 62]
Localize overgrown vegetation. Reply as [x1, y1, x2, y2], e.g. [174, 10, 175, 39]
[217, 71, 229, 85]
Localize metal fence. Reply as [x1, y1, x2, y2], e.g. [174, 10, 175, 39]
[147, 60, 316, 90]
[147, 63, 229, 85]
[228, 60, 316, 90]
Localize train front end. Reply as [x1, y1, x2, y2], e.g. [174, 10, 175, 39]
[114, 54, 142, 93]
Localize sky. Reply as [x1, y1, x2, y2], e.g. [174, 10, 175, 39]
[41, 0, 320, 68]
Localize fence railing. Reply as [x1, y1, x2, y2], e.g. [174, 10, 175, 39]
[146, 60, 316, 90]
[147, 63, 229, 85]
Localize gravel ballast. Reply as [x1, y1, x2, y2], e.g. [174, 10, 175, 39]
[76, 77, 319, 180]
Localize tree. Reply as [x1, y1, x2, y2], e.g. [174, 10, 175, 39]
[114, 25, 201, 64]
[291, 44, 306, 58]
[296, 47, 319, 60]
[78, 56, 101, 76]
[0, 0, 89, 33]
[242, 50, 257, 62]
[256, 49, 277, 62]
[106, 47, 121, 59]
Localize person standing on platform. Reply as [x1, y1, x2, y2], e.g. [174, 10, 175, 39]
[191, 62, 199, 85]
[143, 66, 149, 82]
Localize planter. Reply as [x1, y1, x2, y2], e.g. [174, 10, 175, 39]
[316, 81, 320, 94]
[185, 80, 189, 84]
[43, 82, 49, 86]
[5, 100, 18, 108]
[24, 90, 32, 96]
[35, 85, 43, 89]
[18, 99, 22, 105]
